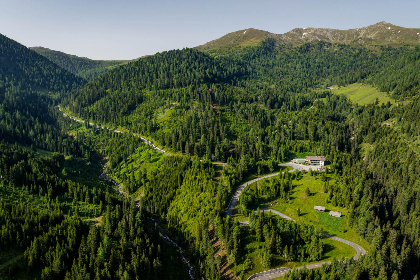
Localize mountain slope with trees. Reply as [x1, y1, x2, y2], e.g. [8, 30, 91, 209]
[0, 32, 190, 280]
[31, 47, 129, 81]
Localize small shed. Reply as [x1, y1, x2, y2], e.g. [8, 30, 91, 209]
[314, 206, 326, 212]
[329, 211, 342, 217]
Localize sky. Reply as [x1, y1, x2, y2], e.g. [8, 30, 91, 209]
[0, 0, 419, 60]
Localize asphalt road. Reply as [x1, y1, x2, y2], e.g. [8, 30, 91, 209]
[225, 169, 367, 280]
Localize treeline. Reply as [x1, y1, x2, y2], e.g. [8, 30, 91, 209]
[61, 40, 386, 169]
[63, 48, 245, 116]
[366, 45, 420, 98]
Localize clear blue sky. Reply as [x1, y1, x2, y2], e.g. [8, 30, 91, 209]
[0, 0, 419, 60]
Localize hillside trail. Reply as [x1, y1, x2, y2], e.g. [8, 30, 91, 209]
[226, 169, 366, 280]
[58, 106, 170, 155]
[0, 253, 23, 272]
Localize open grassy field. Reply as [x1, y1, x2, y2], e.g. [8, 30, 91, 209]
[251, 173, 369, 250]
[330, 83, 393, 105]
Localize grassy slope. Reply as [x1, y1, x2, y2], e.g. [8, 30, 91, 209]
[330, 83, 393, 105]
[113, 144, 165, 199]
[196, 28, 269, 52]
[262, 173, 369, 249]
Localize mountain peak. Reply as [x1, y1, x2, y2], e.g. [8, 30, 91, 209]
[196, 28, 271, 51]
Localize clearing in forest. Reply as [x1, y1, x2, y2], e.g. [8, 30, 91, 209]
[250, 173, 369, 250]
[330, 83, 393, 105]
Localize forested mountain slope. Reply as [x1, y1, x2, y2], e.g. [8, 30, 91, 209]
[31, 47, 128, 80]
[0, 34, 84, 94]
[0, 32, 86, 149]
[0, 32, 190, 280]
[62, 40, 420, 167]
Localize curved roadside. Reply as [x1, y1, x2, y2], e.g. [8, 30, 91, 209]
[58, 106, 171, 156]
[226, 173, 282, 218]
[226, 164, 297, 218]
[225, 171, 366, 280]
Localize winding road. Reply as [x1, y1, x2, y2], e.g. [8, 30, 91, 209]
[226, 171, 366, 280]
[58, 106, 170, 155]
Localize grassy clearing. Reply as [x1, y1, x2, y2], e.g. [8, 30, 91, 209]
[331, 83, 393, 105]
[259, 173, 369, 250]
[233, 172, 369, 278]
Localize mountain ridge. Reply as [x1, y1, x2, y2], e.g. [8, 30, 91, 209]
[196, 21, 420, 51]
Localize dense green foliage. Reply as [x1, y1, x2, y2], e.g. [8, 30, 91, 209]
[239, 172, 294, 214]
[61, 40, 420, 170]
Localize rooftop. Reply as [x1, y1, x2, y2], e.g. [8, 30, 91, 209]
[306, 156, 325, 161]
